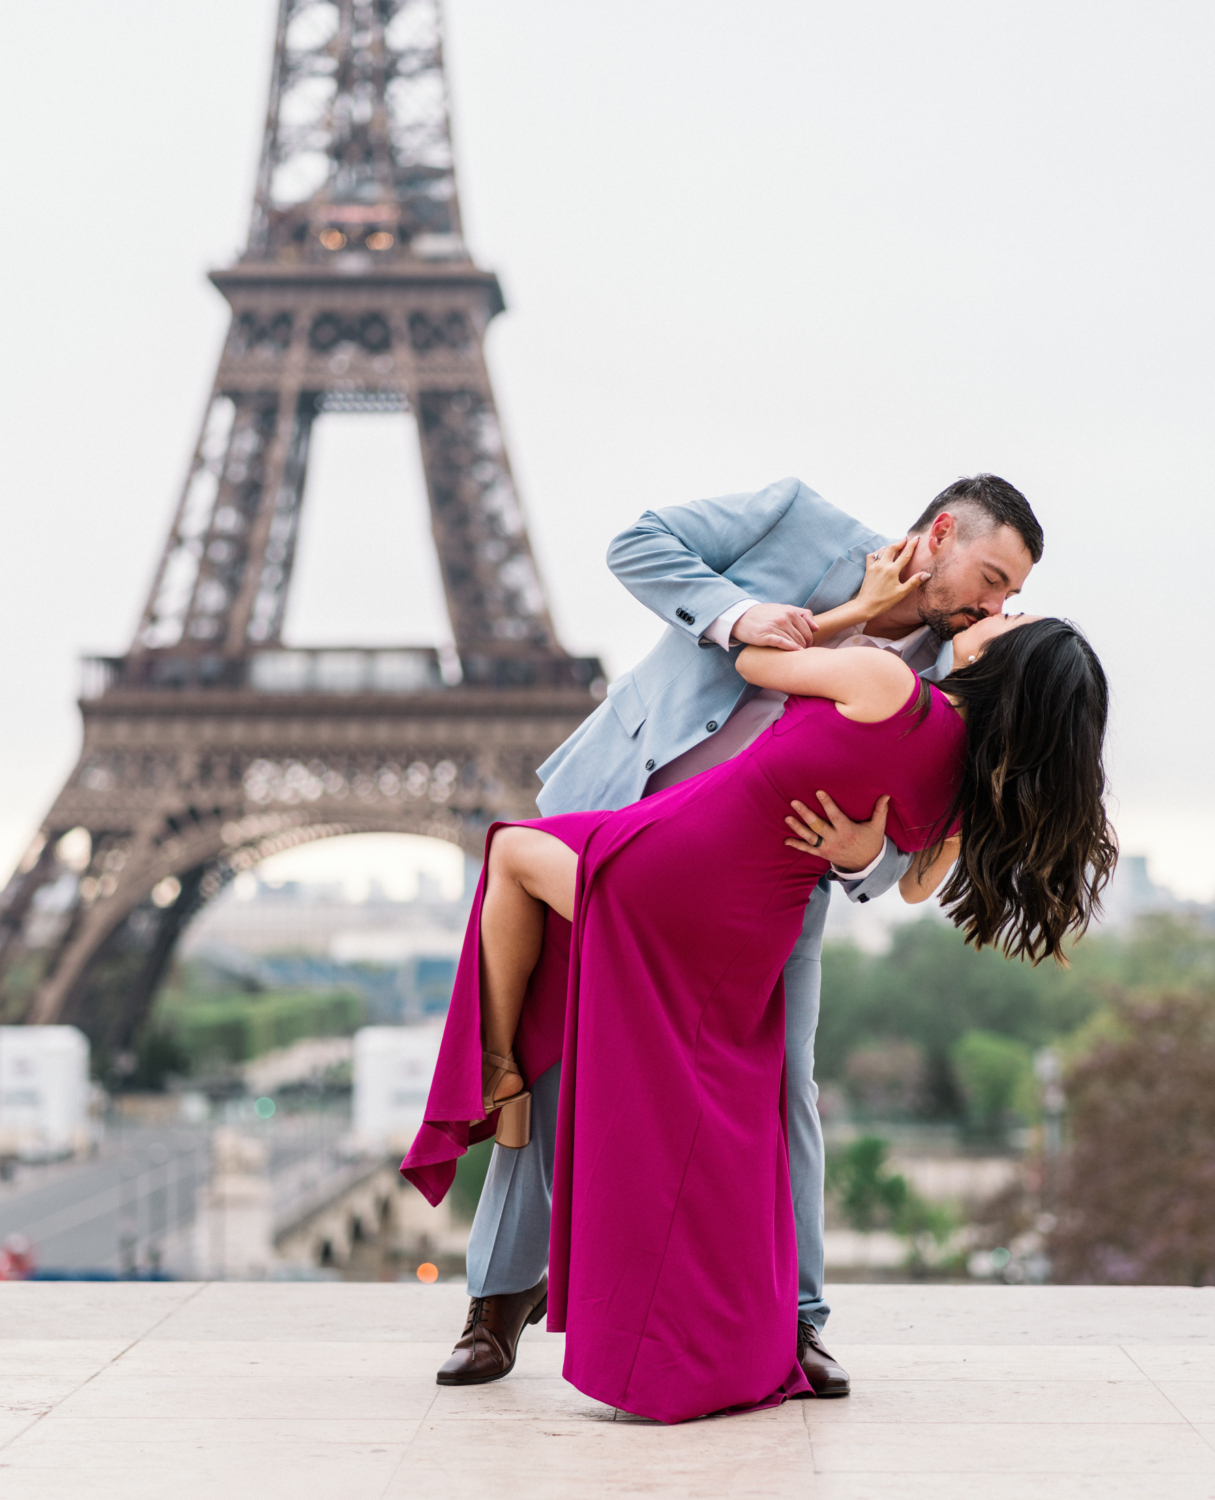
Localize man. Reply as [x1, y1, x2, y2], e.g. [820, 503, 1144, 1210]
[438, 473, 1042, 1394]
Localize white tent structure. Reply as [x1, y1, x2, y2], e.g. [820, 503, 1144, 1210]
[352, 1026, 443, 1154]
[0, 1026, 91, 1160]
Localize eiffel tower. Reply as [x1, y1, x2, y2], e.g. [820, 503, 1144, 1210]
[0, 0, 602, 1056]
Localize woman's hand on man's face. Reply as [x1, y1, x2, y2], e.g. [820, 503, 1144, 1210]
[855, 538, 931, 619]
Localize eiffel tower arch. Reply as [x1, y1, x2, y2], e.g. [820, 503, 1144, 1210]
[0, 0, 602, 1056]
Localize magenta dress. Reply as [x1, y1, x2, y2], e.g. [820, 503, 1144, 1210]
[403, 680, 965, 1423]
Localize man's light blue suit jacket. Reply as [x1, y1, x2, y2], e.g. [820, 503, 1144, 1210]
[537, 476, 953, 867]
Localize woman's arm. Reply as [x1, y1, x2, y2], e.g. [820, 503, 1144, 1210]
[899, 836, 961, 904]
[737, 641, 917, 723]
[805, 539, 931, 645]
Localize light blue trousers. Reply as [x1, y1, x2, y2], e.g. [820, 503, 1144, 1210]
[466, 881, 832, 1331]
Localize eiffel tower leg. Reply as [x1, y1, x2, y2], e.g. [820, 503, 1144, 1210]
[23, 816, 181, 1035]
[54, 867, 210, 1053]
[0, 841, 57, 971]
[225, 385, 309, 653]
[415, 384, 557, 658]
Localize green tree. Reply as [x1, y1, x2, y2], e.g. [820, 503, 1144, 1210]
[817, 917, 1096, 1116]
[844, 1040, 928, 1119]
[826, 1135, 959, 1271]
[1051, 988, 1215, 1285]
[827, 1135, 909, 1231]
[155, 988, 365, 1068]
[950, 1029, 1036, 1141]
[1076, 914, 1215, 996]
[129, 1025, 191, 1091]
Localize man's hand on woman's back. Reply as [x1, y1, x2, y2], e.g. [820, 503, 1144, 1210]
[784, 791, 890, 872]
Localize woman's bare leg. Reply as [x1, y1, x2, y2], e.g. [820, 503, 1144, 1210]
[479, 827, 577, 1101]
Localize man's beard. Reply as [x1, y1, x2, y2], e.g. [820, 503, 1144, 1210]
[915, 571, 983, 641]
[917, 602, 976, 640]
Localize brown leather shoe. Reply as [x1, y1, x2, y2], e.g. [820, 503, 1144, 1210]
[436, 1276, 548, 1386]
[795, 1320, 851, 1397]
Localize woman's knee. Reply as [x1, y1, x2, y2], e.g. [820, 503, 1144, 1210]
[492, 827, 577, 916]
[488, 826, 540, 886]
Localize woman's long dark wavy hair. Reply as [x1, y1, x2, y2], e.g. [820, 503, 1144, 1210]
[931, 617, 1117, 964]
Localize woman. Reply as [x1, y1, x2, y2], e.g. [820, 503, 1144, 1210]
[404, 602, 1115, 1423]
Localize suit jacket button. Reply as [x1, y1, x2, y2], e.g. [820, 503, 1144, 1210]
[645, 758, 655, 771]
[706, 720, 718, 732]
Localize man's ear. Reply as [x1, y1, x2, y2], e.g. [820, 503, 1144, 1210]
[927, 512, 956, 553]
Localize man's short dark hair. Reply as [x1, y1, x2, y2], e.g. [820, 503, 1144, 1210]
[910, 475, 1044, 563]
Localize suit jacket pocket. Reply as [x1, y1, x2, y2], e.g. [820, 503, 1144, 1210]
[606, 673, 647, 738]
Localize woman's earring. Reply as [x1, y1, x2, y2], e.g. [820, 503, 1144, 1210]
[967, 655, 976, 663]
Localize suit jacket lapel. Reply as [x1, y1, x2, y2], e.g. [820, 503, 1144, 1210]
[921, 636, 955, 682]
[803, 542, 871, 612]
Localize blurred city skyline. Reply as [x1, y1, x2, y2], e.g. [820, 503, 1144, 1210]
[2, 0, 1212, 895]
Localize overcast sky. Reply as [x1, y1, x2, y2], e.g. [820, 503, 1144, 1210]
[2, 0, 1213, 896]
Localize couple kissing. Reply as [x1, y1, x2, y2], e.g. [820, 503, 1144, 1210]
[403, 473, 1116, 1423]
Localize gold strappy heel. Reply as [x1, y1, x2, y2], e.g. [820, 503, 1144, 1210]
[481, 1050, 532, 1149]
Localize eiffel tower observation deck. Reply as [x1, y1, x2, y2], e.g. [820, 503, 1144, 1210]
[0, 0, 604, 1057]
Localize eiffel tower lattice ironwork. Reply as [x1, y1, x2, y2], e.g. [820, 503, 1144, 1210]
[0, 0, 602, 1054]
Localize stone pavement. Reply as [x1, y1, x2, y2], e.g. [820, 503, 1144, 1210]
[2, 1281, 1215, 1498]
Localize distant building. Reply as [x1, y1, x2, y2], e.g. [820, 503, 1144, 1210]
[352, 1026, 443, 1152]
[1098, 854, 1184, 930]
[180, 871, 472, 1023]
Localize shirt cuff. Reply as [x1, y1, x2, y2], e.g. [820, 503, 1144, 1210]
[703, 598, 760, 650]
[831, 837, 890, 883]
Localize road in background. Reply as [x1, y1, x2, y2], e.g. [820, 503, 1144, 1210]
[0, 1107, 356, 1275]
[0, 1123, 210, 1273]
